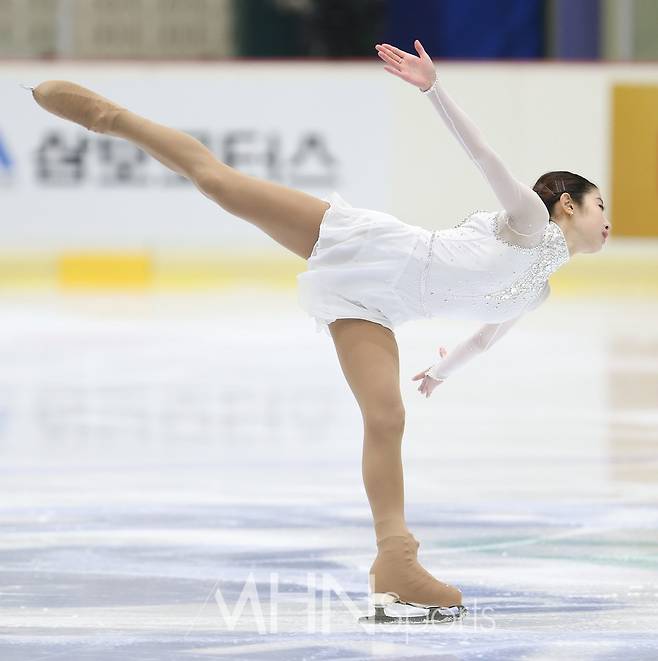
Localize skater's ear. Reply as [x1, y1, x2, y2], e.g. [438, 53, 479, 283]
[557, 192, 574, 211]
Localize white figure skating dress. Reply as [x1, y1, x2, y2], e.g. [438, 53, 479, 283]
[296, 73, 571, 380]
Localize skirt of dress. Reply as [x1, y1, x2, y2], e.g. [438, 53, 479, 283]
[296, 192, 426, 336]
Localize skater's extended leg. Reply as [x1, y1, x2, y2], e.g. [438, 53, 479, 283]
[108, 113, 329, 261]
[329, 318, 463, 608]
[31, 81, 329, 260]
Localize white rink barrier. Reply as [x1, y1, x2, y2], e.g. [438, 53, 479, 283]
[1, 61, 657, 291]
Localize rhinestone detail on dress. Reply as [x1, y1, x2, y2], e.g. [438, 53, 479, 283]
[491, 211, 543, 252]
[420, 209, 569, 316]
[452, 210, 488, 229]
[484, 220, 570, 307]
[420, 230, 438, 318]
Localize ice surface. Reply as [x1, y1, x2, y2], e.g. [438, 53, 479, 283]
[0, 290, 656, 660]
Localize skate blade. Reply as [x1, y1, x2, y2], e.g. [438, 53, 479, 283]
[359, 602, 467, 625]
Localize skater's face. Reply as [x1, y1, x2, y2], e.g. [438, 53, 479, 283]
[557, 188, 610, 255]
[572, 188, 610, 254]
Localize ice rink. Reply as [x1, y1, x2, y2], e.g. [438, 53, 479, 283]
[0, 289, 656, 659]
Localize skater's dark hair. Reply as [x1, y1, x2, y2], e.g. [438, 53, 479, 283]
[533, 171, 597, 216]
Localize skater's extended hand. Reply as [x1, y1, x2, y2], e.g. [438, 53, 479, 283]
[375, 39, 436, 92]
[412, 346, 448, 398]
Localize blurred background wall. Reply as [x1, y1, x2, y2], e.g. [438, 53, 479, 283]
[1, 0, 657, 295]
[2, 0, 658, 60]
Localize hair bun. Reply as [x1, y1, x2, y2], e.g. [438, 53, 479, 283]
[532, 171, 597, 214]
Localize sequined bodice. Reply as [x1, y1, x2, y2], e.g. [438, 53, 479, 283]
[393, 209, 571, 324]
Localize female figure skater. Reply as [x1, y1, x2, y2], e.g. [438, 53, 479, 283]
[26, 38, 609, 625]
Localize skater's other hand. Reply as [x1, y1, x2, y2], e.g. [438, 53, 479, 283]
[375, 40, 436, 92]
[412, 346, 447, 398]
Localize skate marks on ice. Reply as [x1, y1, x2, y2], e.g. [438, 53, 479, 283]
[0, 498, 657, 658]
[0, 292, 656, 658]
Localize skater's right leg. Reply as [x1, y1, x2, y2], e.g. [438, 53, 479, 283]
[31, 81, 329, 261]
[329, 317, 409, 542]
[329, 318, 462, 607]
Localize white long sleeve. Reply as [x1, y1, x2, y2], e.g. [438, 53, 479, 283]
[422, 75, 549, 237]
[425, 282, 551, 381]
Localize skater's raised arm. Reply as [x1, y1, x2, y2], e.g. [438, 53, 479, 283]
[375, 40, 549, 238]
[414, 283, 551, 393]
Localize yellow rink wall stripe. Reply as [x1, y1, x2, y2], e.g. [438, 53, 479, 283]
[550, 256, 658, 296]
[58, 252, 152, 289]
[0, 247, 654, 295]
[152, 253, 306, 290]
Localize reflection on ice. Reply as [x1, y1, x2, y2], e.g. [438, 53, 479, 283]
[0, 291, 656, 659]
